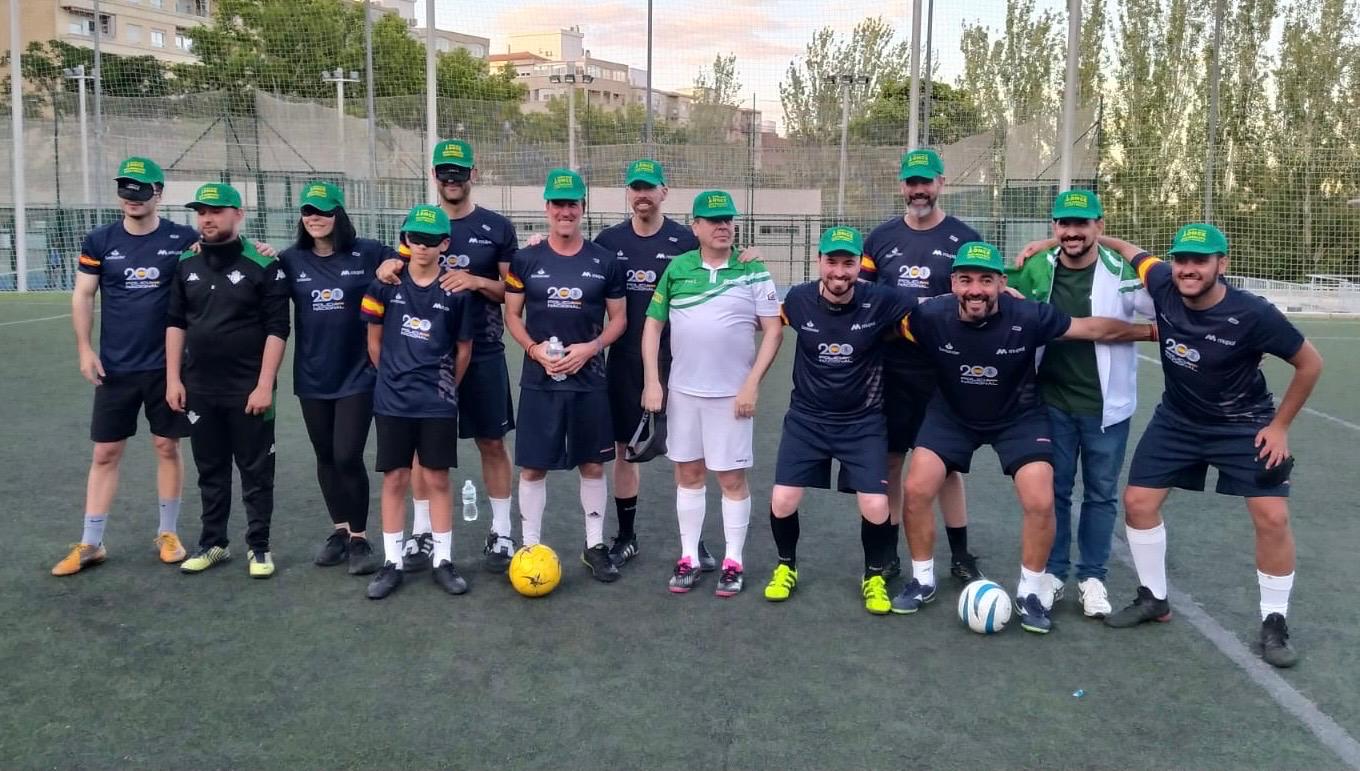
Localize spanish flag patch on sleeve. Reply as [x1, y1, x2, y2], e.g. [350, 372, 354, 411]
[79, 254, 100, 268]
[900, 315, 916, 343]
[360, 295, 384, 319]
[505, 272, 524, 290]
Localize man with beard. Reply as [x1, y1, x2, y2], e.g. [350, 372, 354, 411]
[891, 242, 1150, 633]
[1094, 226, 1323, 668]
[53, 157, 199, 576]
[1007, 190, 1154, 618]
[167, 183, 290, 579]
[380, 139, 519, 574]
[861, 148, 980, 584]
[763, 227, 915, 614]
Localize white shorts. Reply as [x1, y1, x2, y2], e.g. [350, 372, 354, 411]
[665, 391, 754, 471]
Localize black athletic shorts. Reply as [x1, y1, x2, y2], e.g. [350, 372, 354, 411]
[90, 369, 191, 443]
[514, 388, 616, 471]
[914, 400, 1054, 477]
[375, 414, 459, 472]
[883, 366, 938, 453]
[606, 350, 670, 447]
[773, 410, 889, 494]
[1127, 405, 1291, 498]
[457, 355, 516, 440]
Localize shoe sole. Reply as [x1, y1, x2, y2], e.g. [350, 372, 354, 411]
[580, 555, 620, 583]
[890, 593, 936, 615]
[367, 586, 400, 600]
[53, 556, 108, 576]
[715, 589, 741, 598]
[250, 569, 274, 579]
[159, 551, 187, 564]
[764, 591, 793, 602]
[668, 585, 694, 593]
[181, 558, 229, 574]
[1020, 621, 1052, 634]
[1082, 607, 1110, 619]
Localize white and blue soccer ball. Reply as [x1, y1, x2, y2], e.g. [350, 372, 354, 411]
[958, 579, 1013, 634]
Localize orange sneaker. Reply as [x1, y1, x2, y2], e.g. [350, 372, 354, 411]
[155, 532, 187, 564]
[51, 543, 107, 576]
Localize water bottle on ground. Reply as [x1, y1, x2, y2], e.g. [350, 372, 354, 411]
[546, 336, 567, 382]
[461, 480, 479, 522]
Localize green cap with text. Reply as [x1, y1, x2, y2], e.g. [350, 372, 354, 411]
[401, 204, 451, 237]
[115, 156, 164, 184]
[299, 180, 344, 212]
[1051, 189, 1103, 220]
[899, 148, 944, 181]
[625, 158, 666, 186]
[951, 241, 1006, 274]
[692, 189, 739, 218]
[1168, 222, 1228, 256]
[186, 182, 243, 210]
[432, 139, 474, 169]
[543, 167, 587, 201]
[818, 226, 864, 256]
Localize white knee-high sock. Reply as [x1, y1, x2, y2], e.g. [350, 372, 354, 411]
[1258, 570, 1294, 619]
[383, 530, 405, 570]
[519, 478, 547, 547]
[1126, 523, 1168, 599]
[677, 486, 707, 563]
[580, 474, 608, 547]
[721, 496, 750, 567]
[412, 499, 432, 535]
[489, 497, 513, 539]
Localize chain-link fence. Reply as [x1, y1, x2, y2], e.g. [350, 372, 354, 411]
[3, 0, 1358, 305]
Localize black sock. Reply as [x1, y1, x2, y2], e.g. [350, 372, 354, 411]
[770, 508, 799, 568]
[615, 496, 638, 539]
[946, 525, 969, 560]
[887, 522, 901, 561]
[861, 518, 893, 577]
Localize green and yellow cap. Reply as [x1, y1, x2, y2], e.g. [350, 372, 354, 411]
[692, 190, 739, 219]
[401, 204, 451, 237]
[1051, 189, 1103, 220]
[899, 148, 944, 181]
[115, 156, 164, 184]
[625, 158, 666, 186]
[432, 139, 474, 169]
[951, 241, 1006, 274]
[818, 226, 864, 256]
[186, 182, 243, 210]
[543, 168, 587, 201]
[1168, 222, 1228, 257]
[299, 180, 344, 212]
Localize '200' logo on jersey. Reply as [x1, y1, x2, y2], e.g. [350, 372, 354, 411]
[311, 288, 344, 303]
[960, 364, 999, 377]
[627, 269, 658, 283]
[898, 265, 932, 279]
[402, 314, 433, 332]
[124, 267, 161, 281]
[817, 342, 855, 356]
[546, 286, 584, 300]
[440, 254, 471, 269]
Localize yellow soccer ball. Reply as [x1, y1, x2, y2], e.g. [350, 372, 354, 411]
[508, 544, 561, 597]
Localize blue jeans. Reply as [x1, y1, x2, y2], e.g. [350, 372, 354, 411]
[1044, 406, 1130, 581]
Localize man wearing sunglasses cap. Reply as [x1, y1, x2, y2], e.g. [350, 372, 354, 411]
[54, 156, 200, 577]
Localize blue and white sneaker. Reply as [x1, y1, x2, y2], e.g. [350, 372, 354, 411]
[1017, 593, 1053, 634]
[890, 579, 937, 615]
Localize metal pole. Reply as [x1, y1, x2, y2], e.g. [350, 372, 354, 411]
[837, 81, 850, 220]
[9, 0, 27, 290]
[1204, 0, 1225, 221]
[1059, 0, 1081, 189]
[92, 0, 103, 204]
[363, 0, 378, 180]
[336, 79, 346, 173]
[424, 1, 437, 202]
[78, 71, 91, 204]
[907, 0, 922, 148]
[644, 0, 654, 147]
[922, 0, 934, 146]
[568, 64, 577, 171]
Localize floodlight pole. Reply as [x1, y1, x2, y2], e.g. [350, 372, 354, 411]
[1204, 0, 1225, 221]
[644, 0, 654, 147]
[323, 68, 360, 174]
[1059, 0, 1081, 190]
[363, 0, 378, 179]
[65, 65, 94, 204]
[9, 0, 27, 290]
[907, 0, 922, 148]
[424, 0, 437, 202]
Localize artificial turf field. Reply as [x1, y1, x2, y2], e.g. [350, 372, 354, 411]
[2, 291, 1359, 768]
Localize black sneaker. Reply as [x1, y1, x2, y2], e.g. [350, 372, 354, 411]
[346, 537, 381, 576]
[314, 530, 349, 567]
[482, 532, 516, 574]
[883, 554, 901, 581]
[432, 560, 470, 595]
[366, 562, 404, 600]
[697, 540, 718, 573]
[581, 544, 621, 583]
[1017, 593, 1053, 634]
[950, 553, 983, 583]
[1259, 613, 1299, 668]
[607, 533, 639, 567]
[1105, 586, 1173, 628]
[403, 533, 433, 573]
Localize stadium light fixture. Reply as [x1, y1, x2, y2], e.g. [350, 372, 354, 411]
[823, 74, 870, 219]
[321, 69, 361, 174]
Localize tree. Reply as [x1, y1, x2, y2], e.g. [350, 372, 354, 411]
[692, 53, 742, 107]
[778, 17, 911, 142]
[850, 80, 983, 146]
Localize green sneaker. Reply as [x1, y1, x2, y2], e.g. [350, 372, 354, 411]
[763, 563, 798, 602]
[248, 550, 275, 579]
[862, 574, 891, 615]
[181, 545, 231, 573]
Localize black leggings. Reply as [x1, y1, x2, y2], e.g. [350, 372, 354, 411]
[299, 393, 373, 532]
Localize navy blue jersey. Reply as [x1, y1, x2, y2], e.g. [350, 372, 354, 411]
[781, 281, 915, 421]
[593, 216, 698, 357]
[446, 206, 518, 360]
[1134, 254, 1305, 426]
[903, 293, 1072, 431]
[361, 274, 476, 418]
[279, 238, 396, 399]
[78, 218, 198, 373]
[505, 240, 625, 392]
[862, 214, 981, 373]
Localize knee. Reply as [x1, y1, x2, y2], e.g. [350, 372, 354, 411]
[1252, 505, 1291, 534]
[675, 464, 706, 489]
[476, 438, 506, 457]
[770, 488, 799, 516]
[383, 469, 411, 490]
[150, 436, 179, 461]
[520, 468, 547, 483]
[91, 442, 125, 467]
[1122, 488, 1161, 526]
[859, 495, 889, 524]
[578, 463, 604, 480]
[716, 471, 748, 499]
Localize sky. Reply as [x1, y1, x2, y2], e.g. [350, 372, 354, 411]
[433, 0, 1069, 126]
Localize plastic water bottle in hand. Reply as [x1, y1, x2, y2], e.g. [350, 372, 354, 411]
[546, 336, 567, 382]
[461, 480, 479, 522]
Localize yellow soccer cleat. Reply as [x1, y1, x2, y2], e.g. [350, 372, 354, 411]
[181, 545, 231, 573]
[248, 550, 275, 579]
[862, 574, 891, 615]
[155, 532, 187, 564]
[51, 543, 107, 576]
[763, 563, 798, 602]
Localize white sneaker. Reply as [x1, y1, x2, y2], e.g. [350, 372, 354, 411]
[1078, 577, 1112, 618]
[1045, 573, 1066, 603]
